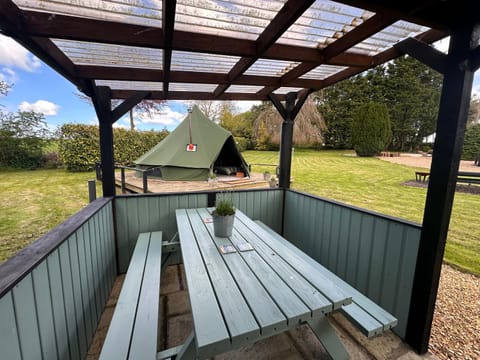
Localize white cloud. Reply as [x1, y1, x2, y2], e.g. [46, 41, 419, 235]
[0, 67, 17, 85]
[234, 101, 260, 114]
[136, 106, 185, 127]
[0, 34, 41, 72]
[19, 100, 60, 116]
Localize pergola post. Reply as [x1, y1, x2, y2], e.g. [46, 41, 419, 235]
[90, 85, 151, 197]
[269, 90, 310, 188]
[93, 86, 116, 197]
[405, 24, 479, 353]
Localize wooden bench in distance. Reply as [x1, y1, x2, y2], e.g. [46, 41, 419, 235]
[100, 231, 162, 360]
[457, 171, 480, 185]
[255, 221, 397, 338]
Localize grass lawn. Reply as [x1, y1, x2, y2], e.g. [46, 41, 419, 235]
[244, 149, 480, 276]
[1, 151, 478, 276]
[0, 169, 100, 263]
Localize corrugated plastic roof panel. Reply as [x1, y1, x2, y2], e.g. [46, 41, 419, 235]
[300, 64, 348, 80]
[351, 20, 430, 55]
[244, 59, 301, 77]
[53, 39, 163, 68]
[171, 51, 240, 74]
[175, 0, 286, 40]
[95, 80, 163, 91]
[14, 0, 163, 26]
[169, 83, 217, 92]
[225, 85, 264, 93]
[277, 0, 374, 48]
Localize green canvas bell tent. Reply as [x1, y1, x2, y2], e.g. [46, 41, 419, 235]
[135, 105, 250, 181]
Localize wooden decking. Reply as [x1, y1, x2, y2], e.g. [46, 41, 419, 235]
[115, 171, 270, 194]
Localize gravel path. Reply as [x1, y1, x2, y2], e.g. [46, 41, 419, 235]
[378, 154, 480, 359]
[430, 265, 480, 359]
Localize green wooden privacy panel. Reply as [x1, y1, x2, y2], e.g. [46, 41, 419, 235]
[283, 191, 421, 338]
[115, 190, 283, 273]
[115, 193, 208, 272]
[0, 201, 116, 360]
[229, 189, 283, 234]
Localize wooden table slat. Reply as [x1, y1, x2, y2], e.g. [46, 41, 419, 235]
[176, 210, 230, 357]
[235, 211, 351, 310]
[254, 220, 397, 328]
[232, 219, 333, 316]
[185, 209, 260, 346]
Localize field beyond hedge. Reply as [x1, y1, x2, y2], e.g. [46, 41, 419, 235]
[1, 150, 478, 275]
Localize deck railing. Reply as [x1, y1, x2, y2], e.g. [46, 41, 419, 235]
[0, 198, 115, 359]
[0, 188, 422, 358]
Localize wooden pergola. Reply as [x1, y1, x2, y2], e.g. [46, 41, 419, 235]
[1, 0, 479, 354]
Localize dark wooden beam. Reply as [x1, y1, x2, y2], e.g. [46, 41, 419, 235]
[469, 45, 480, 71]
[23, 10, 163, 48]
[323, 13, 395, 59]
[257, 13, 395, 97]
[405, 23, 478, 354]
[394, 37, 448, 74]
[111, 91, 151, 124]
[162, 0, 176, 97]
[212, 0, 314, 98]
[90, 85, 115, 197]
[0, 2, 89, 93]
[22, 10, 376, 67]
[76, 66, 325, 89]
[109, 90, 282, 101]
[319, 28, 447, 90]
[331, 0, 450, 30]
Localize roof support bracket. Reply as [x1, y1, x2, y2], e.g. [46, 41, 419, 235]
[111, 91, 151, 124]
[269, 89, 311, 189]
[394, 37, 448, 74]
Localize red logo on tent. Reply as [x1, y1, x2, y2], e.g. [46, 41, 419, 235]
[186, 143, 197, 152]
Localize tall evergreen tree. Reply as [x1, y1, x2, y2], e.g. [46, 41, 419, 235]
[316, 56, 442, 152]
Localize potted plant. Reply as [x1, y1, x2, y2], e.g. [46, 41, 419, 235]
[212, 194, 235, 237]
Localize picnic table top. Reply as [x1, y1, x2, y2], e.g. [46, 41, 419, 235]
[175, 207, 352, 359]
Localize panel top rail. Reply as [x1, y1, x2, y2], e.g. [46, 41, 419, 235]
[0, 197, 113, 297]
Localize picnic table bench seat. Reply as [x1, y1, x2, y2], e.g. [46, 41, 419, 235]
[100, 231, 162, 360]
[255, 221, 397, 338]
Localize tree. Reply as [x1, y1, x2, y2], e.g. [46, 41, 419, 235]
[316, 55, 442, 152]
[253, 97, 326, 150]
[462, 124, 480, 160]
[0, 111, 50, 168]
[186, 100, 226, 122]
[383, 56, 442, 151]
[467, 96, 480, 126]
[351, 102, 391, 157]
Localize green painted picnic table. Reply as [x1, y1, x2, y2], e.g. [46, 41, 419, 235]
[174, 208, 353, 360]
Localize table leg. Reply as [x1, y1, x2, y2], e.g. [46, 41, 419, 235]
[176, 332, 197, 360]
[307, 316, 349, 360]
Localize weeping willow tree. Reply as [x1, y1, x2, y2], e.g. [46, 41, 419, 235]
[253, 97, 326, 150]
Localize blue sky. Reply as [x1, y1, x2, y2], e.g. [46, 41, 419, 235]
[1, 34, 479, 134]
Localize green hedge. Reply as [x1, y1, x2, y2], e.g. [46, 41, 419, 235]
[58, 124, 168, 171]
